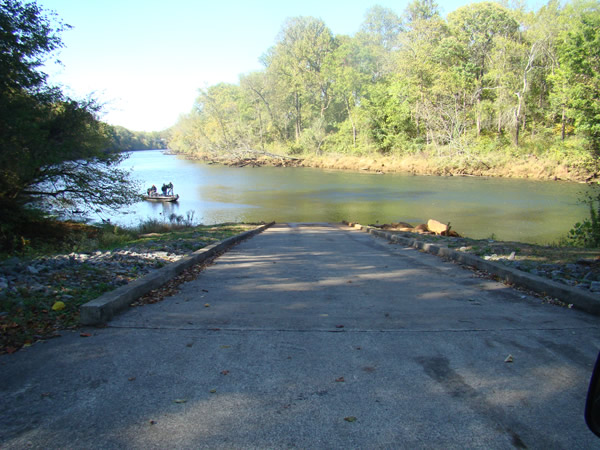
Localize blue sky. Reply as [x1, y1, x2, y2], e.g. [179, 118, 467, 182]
[37, 0, 501, 131]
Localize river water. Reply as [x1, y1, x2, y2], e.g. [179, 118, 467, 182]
[108, 149, 589, 244]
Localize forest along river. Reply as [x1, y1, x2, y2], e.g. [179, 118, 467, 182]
[106, 149, 589, 245]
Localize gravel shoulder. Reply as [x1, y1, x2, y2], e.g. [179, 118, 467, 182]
[369, 225, 600, 296]
[0, 223, 258, 353]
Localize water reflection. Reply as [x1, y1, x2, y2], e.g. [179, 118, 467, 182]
[108, 150, 589, 244]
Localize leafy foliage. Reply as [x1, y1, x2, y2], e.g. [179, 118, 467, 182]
[0, 0, 139, 247]
[568, 188, 600, 247]
[168, 0, 600, 176]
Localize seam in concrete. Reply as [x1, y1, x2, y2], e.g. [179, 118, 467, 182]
[344, 221, 600, 316]
[80, 222, 274, 325]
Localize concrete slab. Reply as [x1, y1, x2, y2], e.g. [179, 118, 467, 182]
[80, 222, 273, 325]
[1, 223, 599, 448]
[349, 222, 600, 316]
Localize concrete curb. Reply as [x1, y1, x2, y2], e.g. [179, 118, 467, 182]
[80, 222, 274, 325]
[344, 221, 600, 316]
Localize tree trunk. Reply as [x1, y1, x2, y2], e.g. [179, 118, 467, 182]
[345, 96, 357, 147]
[514, 93, 522, 147]
[295, 92, 301, 143]
[476, 96, 481, 137]
[561, 105, 566, 141]
[256, 105, 264, 150]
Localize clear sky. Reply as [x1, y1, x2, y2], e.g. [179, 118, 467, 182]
[37, 0, 493, 131]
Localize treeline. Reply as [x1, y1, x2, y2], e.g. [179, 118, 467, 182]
[106, 125, 168, 152]
[0, 0, 143, 243]
[168, 0, 600, 176]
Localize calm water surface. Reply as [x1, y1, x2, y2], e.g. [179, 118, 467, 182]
[110, 150, 589, 244]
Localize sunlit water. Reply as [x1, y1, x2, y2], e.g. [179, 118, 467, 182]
[104, 149, 589, 244]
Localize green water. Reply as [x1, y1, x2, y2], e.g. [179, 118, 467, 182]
[119, 150, 590, 244]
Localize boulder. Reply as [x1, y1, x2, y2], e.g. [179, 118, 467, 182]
[414, 224, 429, 233]
[427, 219, 449, 235]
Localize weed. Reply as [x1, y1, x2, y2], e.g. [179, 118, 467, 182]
[567, 187, 600, 248]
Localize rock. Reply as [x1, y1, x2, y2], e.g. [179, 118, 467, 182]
[590, 281, 600, 293]
[551, 270, 563, 279]
[380, 222, 414, 230]
[427, 219, 448, 235]
[27, 265, 39, 274]
[414, 224, 429, 233]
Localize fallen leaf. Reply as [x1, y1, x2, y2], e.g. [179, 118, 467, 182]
[220, 345, 231, 349]
[335, 377, 345, 382]
[344, 416, 357, 422]
[204, 303, 210, 308]
[209, 389, 217, 393]
[221, 370, 230, 375]
[505, 354, 514, 363]
[80, 332, 92, 338]
[335, 325, 344, 329]
[174, 399, 187, 404]
[128, 377, 136, 381]
[51, 301, 65, 311]
[149, 420, 157, 425]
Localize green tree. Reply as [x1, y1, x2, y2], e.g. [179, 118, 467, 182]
[447, 2, 519, 136]
[326, 35, 377, 150]
[394, 7, 449, 147]
[264, 17, 337, 146]
[554, 2, 600, 152]
[0, 0, 138, 227]
[403, 0, 440, 23]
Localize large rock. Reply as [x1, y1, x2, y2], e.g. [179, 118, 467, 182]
[427, 219, 449, 235]
[414, 224, 430, 234]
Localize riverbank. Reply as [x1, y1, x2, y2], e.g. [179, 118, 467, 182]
[2, 219, 599, 354]
[301, 153, 596, 182]
[375, 222, 600, 291]
[0, 222, 258, 354]
[181, 148, 598, 182]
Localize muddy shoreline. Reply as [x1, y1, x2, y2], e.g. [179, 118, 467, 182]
[169, 150, 597, 183]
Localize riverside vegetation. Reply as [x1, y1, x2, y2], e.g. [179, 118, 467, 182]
[168, 1, 600, 183]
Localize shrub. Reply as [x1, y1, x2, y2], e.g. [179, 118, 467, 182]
[567, 188, 600, 247]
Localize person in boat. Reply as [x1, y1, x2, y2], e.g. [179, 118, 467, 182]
[161, 183, 167, 195]
[147, 185, 157, 196]
[167, 182, 173, 195]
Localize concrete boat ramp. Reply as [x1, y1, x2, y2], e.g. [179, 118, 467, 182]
[1, 223, 599, 448]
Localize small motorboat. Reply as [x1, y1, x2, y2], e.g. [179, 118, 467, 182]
[142, 193, 179, 202]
